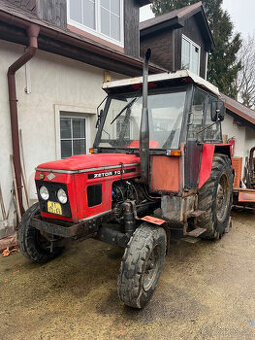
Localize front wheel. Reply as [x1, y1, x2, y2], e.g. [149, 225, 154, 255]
[118, 223, 167, 309]
[18, 203, 63, 263]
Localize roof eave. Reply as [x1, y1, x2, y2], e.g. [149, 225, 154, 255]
[0, 9, 166, 77]
[136, 0, 151, 7]
[140, 17, 183, 37]
[140, 3, 215, 52]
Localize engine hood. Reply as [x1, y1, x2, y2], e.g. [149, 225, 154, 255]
[36, 153, 140, 173]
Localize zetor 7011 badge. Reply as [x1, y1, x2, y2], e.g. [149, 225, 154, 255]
[18, 50, 233, 309]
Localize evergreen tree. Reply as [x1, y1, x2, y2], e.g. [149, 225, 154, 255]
[151, 0, 242, 98]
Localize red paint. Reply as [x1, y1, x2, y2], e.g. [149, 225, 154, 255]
[35, 153, 140, 223]
[228, 137, 235, 157]
[37, 153, 140, 171]
[141, 216, 166, 226]
[198, 144, 215, 189]
[238, 191, 255, 202]
[127, 140, 160, 149]
[199, 144, 233, 189]
[150, 155, 180, 192]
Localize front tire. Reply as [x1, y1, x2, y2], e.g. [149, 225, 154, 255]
[18, 203, 62, 263]
[198, 154, 234, 239]
[118, 223, 167, 309]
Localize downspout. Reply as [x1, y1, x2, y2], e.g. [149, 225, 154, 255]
[8, 24, 40, 216]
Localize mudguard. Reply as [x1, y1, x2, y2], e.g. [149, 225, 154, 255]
[198, 144, 232, 189]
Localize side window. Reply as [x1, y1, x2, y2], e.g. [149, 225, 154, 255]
[188, 88, 208, 140]
[203, 95, 222, 142]
[60, 114, 87, 158]
[188, 89, 222, 142]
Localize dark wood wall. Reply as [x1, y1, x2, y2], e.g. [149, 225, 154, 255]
[6, 0, 140, 57]
[175, 15, 207, 78]
[124, 0, 140, 58]
[140, 29, 174, 70]
[37, 0, 67, 28]
[7, 0, 37, 13]
[141, 14, 208, 78]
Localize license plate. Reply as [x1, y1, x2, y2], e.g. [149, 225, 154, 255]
[47, 201, 62, 215]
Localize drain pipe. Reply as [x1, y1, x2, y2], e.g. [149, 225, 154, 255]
[8, 24, 40, 216]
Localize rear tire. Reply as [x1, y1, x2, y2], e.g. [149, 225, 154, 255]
[198, 154, 234, 239]
[118, 223, 166, 309]
[18, 203, 62, 263]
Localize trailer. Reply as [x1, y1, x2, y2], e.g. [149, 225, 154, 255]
[232, 147, 255, 208]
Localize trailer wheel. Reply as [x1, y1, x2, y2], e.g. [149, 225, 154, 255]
[118, 223, 166, 309]
[198, 154, 234, 239]
[18, 203, 62, 263]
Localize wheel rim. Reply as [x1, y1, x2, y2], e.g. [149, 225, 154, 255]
[143, 245, 160, 292]
[216, 173, 230, 222]
[35, 228, 52, 252]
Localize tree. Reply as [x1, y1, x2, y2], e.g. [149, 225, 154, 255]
[237, 35, 255, 109]
[151, 0, 242, 98]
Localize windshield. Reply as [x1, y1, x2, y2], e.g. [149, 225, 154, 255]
[98, 89, 186, 150]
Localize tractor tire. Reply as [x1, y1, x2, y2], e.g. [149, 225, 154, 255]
[118, 223, 166, 309]
[198, 153, 234, 239]
[18, 203, 62, 263]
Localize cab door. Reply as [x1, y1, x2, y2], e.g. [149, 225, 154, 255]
[184, 87, 209, 190]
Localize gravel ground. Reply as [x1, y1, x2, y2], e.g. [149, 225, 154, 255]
[0, 210, 255, 340]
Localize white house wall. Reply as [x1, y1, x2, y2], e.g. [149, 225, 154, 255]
[0, 39, 124, 234]
[222, 113, 255, 183]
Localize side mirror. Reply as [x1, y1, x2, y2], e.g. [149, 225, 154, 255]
[218, 102, 225, 121]
[211, 101, 225, 122]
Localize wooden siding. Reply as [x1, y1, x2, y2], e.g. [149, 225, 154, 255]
[7, 0, 36, 13]
[124, 0, 140, 58]
[37, 0, 67, 28]
[175, 15, 207, 78]
[140, 29, 174, 71]
[6, 0, 66, 28]
[6, 0, 141, 57]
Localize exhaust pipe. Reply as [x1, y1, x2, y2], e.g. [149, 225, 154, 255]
[139, 48, 151, 184]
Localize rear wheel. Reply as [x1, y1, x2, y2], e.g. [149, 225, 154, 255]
[198, 154, 234, 239]
[18, 203, 63, 263]
[118, 223, 166, 308]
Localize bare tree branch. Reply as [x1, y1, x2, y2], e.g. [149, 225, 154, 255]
[237, 34, 255, 109]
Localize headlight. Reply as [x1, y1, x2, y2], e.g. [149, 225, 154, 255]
[57, 188, 68, 204]
[39, 186, 49, 200]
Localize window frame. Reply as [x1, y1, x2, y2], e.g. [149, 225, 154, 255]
[94, 85, 189, 153]
[67, 0, 124, 47]
[187, 86, 222, 143]
[60, 113, 87, 159]
[181, 34, 201, 75]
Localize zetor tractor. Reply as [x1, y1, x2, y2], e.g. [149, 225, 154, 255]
[18, 50, 234, 308]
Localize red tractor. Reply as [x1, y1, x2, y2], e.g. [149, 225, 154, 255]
[18, 50, 234, 308]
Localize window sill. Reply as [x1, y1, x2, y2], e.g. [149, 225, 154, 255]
[67, 25, 125, 53]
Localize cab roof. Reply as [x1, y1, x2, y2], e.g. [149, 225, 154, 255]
[103, 70, 220, 96]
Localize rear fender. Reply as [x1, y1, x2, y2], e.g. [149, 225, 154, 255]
[198, 144, 232, 189]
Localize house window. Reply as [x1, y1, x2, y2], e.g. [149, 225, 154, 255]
[60, 115, 87, 158]
[67, 0, 123, 46]
[181, 35, 200, 75]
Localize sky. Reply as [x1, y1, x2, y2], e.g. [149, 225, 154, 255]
[140, 1, 255, 39]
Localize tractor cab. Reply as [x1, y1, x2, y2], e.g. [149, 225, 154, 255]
[94, 70, 227, 194]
